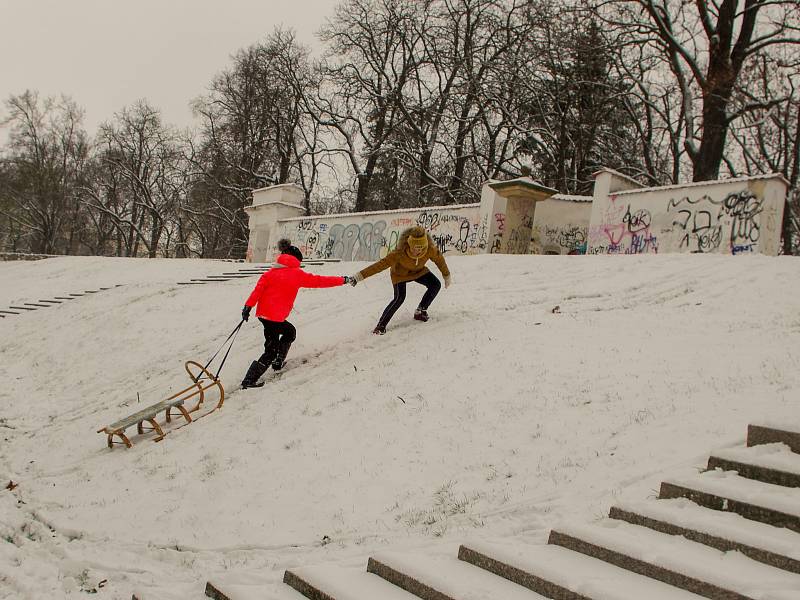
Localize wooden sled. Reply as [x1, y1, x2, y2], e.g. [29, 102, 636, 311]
[97, 360, 225, 449]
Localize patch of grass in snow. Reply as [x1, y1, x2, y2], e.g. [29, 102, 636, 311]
[629, 408, 653, 425]
[394, 480, 485, 535]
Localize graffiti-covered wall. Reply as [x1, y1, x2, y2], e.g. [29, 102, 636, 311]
[530, 196, 592, 255]
[587, 172, 787, 256]
[246, 172, 788, 262]
[271, 194, 593, 261]
[275, 205, 483, 261]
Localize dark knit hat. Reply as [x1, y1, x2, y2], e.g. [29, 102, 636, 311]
[277, 238, 303, 262]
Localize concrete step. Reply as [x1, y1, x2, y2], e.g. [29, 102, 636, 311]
[660, 470, 800, 532]
[284, 564, 420, 600]
[748, 424, 800, 453]
[368, 550, 548, 599]
[549, 519, 800, 600]
[708, 443, 800, 487]
[610, 498, 800, 574]
[458, 541, 705, 599]
[206, 580, 307, 600]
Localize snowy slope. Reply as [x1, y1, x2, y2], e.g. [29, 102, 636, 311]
[1, 254, 799, 599]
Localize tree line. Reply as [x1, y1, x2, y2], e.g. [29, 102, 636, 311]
[1, 0, 798, 258]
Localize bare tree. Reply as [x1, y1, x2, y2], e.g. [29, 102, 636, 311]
[596, 0, 800, 182]
[85, 101, 182, 258]
[0, 91, 90, 254]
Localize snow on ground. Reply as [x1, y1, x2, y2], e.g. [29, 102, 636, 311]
[0, 253, 799, 599]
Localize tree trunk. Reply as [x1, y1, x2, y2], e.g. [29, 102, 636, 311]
[692, 86, 733, 181]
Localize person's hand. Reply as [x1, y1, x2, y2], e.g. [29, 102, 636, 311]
[348, 273, 363, 287]
[242, 305, 251, 321]
[444, 274, 452, 289]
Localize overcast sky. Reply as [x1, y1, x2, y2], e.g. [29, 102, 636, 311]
[0, 0, 337, 135]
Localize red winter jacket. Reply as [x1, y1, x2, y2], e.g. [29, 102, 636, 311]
[244, 254, 344, 322]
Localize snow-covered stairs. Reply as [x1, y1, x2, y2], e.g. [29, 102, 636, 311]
[206, 422, 800, 599]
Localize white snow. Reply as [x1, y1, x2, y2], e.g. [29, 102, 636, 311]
[614, 497, 800, 561]
[711, 443, 800, 476]
[1, 253, 799, 598]
[371, 549, 548, 599]
[664, 469, 800, 517]
[462, 540, 706, 599]
[554, 519, 800, 596]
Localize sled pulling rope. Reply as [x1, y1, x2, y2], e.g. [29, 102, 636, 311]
[96, 321, 243, 449]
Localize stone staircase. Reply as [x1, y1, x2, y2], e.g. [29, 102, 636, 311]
[1, 285, 122, 319]
[176, 260, 342, 285]
[206, 422, 800, 599]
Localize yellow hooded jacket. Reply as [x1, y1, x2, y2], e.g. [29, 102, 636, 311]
[358, 226, 450, 285]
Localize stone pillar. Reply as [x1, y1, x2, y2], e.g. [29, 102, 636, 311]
[479, 169, 557, 254]
[244, 184, 306, 262]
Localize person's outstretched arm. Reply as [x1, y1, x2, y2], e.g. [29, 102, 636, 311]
[349, 251, 397, 285]
[299, 271, 347, 289]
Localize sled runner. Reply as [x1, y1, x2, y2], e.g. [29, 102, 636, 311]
[97, 360, 225, 449]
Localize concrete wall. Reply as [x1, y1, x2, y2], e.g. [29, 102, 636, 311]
[530, 196, 592, 255]
[267, 192, 593, 262]
[245, 171, 787, 262]
[276, 204, 483, 261]
[587, 170, 788, 256]
[244, 184, 306, 262]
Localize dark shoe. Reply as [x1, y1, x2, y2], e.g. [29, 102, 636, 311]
[373, 325, 386, 335]
[241, 360, 269, 389]
[272, 340, 292, 370]
[414, 308, 429, 322]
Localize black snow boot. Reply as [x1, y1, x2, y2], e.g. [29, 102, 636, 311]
[272, 340, 293, 370]
[241, 360, 269, 389]
[414, 308, 429, 322]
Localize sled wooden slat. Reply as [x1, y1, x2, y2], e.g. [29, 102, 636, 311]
[97, 360, 224, 449]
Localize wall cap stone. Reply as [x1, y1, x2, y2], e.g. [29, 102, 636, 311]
[592, 167, 645, 187]
[489, 177, 558, 198]
[611, 172, 790, 197]
[244, 200, 306, 214]
[277, 202, 480, 223]
[251, 182, 304, 194]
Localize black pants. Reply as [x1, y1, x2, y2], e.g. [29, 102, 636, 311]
[377, 272, 441, 328]
[257, 318, 296, 365]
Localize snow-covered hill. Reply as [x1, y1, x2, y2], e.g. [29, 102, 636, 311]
[1, 254, 799, 599]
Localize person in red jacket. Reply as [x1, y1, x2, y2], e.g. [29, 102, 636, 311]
[240, 239, 352, 389]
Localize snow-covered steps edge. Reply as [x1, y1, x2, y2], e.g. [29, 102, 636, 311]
[748, 424, 800, 453]
[707, 455, 800, 488]
[458, 542, 707, 600]
[206, 579, 307, 600]
[547, 529, 749, 600]
[284, 564, 421, 600]
[367, 551, 549, 600]
[205, 581, 232, 600]
[456, 545, 587, 600]
[548, 520, 800, 600]
[659, 476, 800, 532]
[707, 444, 800, 488]
[609, 502, 800, 574]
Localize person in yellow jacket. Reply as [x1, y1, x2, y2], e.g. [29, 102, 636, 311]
[349, 225, 451, 334]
